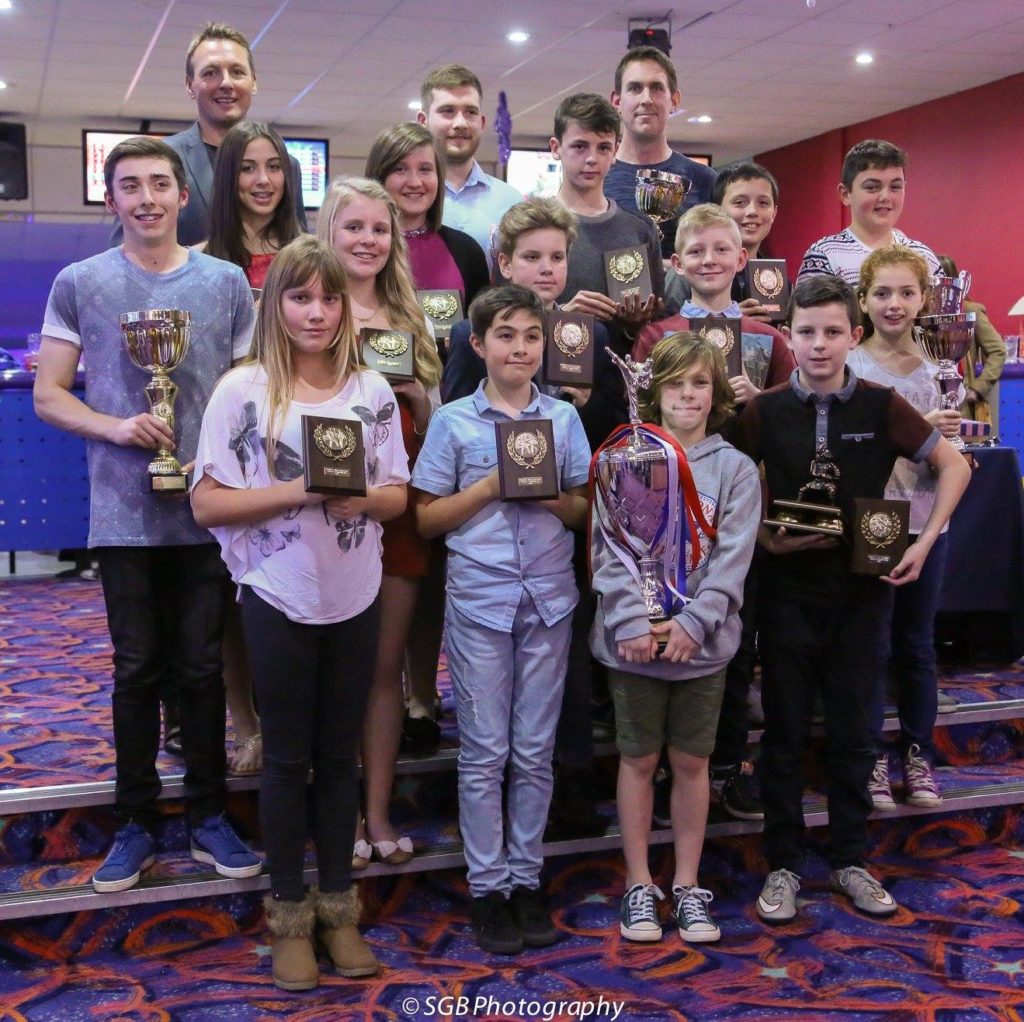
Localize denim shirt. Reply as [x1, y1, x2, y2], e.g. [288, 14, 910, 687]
[412, 381, 591, 632]
[441, 161, 521, 270]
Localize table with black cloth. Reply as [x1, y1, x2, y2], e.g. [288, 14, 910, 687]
[937, 445, 1024, 661]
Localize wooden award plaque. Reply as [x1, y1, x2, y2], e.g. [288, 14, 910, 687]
[301, 415, 367, 496]
[495, 418, 559, 502]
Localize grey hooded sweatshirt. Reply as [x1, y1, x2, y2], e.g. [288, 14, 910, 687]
[590, 433, 761, 680]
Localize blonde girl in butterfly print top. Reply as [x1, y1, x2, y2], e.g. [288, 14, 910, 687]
[192, 237, 409, 989]
[317, 176, 443, 868]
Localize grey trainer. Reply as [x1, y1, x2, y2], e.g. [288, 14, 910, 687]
[830, 865, 898, 915]
[756, 868, 801, 923]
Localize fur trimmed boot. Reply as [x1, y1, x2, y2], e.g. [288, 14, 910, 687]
[264, 893, 318, 991]
[314, 886, 378, 977]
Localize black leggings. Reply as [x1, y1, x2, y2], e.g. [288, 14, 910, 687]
[242, 588, 379, 901]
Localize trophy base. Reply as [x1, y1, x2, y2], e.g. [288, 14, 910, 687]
[150, 473, 189, 493]
[763, 499, 845, 538]
[648, 614, 669, 655]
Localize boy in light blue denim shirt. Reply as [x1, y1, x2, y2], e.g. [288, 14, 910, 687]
[413, 285, 591, 956]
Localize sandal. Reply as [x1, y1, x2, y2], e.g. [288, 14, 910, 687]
[352, 839, 372, 871]
[229, 733, 262, 775]
[371, 836, 414, 866]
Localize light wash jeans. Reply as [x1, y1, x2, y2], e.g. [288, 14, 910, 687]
[446, 592, 572, 897]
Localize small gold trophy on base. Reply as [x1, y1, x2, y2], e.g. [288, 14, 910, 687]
[763, 438, 845, 537]
[119, 309, 191, 492]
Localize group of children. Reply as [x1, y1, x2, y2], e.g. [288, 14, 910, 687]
[34, 77, 976, 990]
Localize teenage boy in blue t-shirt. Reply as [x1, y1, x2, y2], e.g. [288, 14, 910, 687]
[35, 137, 259, 894]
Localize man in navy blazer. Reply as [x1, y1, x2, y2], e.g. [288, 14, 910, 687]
[112, 22, 306, 247]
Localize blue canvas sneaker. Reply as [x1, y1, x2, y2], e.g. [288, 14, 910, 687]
[92, 821, 155, 893]
[190, 814, 262, 878]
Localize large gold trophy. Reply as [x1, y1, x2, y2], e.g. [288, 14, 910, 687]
[119, 309, 192, 492]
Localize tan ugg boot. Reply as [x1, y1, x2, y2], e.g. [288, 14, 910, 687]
[264, 893, 318, 991]
[315, 886, 378, 977]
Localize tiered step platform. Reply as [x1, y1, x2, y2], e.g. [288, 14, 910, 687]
[1, 575, 1023, 923]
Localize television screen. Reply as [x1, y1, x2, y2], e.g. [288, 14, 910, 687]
[82, 129, 170, 205]
[282, 136, 330, 210]
[506, 149, 562, 198]
[0, 122, 28, 201]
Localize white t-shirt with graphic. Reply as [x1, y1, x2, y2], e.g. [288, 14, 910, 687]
[194, 364, 410, 624]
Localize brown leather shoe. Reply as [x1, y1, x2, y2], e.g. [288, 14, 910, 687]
[315, 886, 378, 977]
[264, 894, 318, 991]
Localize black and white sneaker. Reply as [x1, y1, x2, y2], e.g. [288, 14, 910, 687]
[672, 885, 720, 943]
[716, 761, 764, 821]
[620, 882, 664, 942]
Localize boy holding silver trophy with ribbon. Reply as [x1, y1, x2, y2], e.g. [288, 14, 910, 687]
[590, 333, 760, 944]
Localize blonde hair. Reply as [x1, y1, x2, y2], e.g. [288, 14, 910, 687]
[317, 175, 442, 390]
[638, 331, 735, 434]
[674, 202, 742, 254]
[857, 244, 930, 340]
[251, 236, 358, 477]
[497, 197, 578, 259]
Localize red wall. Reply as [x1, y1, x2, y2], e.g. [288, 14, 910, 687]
[757, 72, 1024, 335]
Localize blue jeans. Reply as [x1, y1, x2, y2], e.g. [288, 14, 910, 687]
[871, 532, 948, 762]
[446, 592, 571, 897]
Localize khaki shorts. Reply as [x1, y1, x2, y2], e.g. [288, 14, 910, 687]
[609, 667, 726, 758]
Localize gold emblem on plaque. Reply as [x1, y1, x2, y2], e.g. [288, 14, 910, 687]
[367, 331, 409, 357]
[608, 250, 644, 284]
[506, 429, 548, 469]
[553, 320, 591, 357]
[422, 293, 459, 321]
[314, 423, 357, 461]
[753, 266, 785, 299]
[698, 324, 735, 356]
[860, 509, 901, 549]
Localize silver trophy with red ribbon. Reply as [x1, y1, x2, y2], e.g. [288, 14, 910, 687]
[592, 351, 691, 648]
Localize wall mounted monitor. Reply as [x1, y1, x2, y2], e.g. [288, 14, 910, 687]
[281, 136, 330, 210]
[83, 130, 330, 210]
[82, 130, 170, 205]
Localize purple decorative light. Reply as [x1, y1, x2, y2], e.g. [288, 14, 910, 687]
[496, 90, 512, 166]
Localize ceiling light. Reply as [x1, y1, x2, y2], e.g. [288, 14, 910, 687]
[0, 81, 8, 90]
[507, 30, 529, 43]
[0, 1, 12, 10]
[856, 52, 874, 65]
[688, 114, 712, 124]
[408, 99, 421, 110]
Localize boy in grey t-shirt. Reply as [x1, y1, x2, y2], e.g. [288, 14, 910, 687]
[34, 137, 259, 894]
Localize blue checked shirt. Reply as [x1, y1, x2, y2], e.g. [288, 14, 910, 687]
[412, 382, 591, 632]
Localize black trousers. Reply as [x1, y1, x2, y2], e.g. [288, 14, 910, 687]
[242, 588, 378, 901]
[758, 591, 887, 870]
[711, 556, 761, 769]
[555, 534, 594, 770]
[97, 544, 228, 828]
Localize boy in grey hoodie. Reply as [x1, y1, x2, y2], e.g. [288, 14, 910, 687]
[590, 332, 760, 944]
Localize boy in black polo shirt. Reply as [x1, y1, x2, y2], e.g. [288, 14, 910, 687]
[732, 275, 969, 922]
